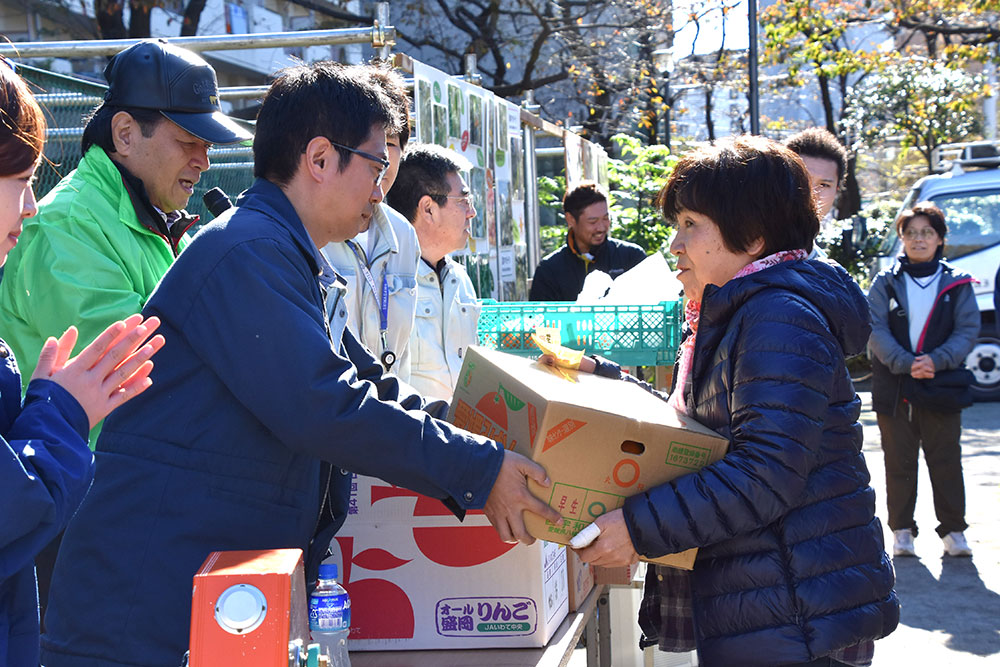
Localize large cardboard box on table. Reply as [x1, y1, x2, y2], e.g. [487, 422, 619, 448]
[333, 474, 568, 651]
[447, 346, 729, 570]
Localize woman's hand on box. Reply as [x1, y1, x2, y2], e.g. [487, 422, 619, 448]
[484, 451, 563, 545]
[574, 509, 639, 567]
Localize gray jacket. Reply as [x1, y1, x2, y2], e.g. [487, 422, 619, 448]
[868, 259, 979, 413]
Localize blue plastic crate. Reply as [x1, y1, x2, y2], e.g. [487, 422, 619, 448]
[477, 300, 681, 366]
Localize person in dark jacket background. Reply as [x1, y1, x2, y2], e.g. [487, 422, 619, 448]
[41, 62, 559, 667]
[0, 62, 163, 667]
[868, 202, 979, 559]
[567, 136, 898, 666]
[528, 181, 645, 301]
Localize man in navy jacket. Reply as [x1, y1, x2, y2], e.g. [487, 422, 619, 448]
[41, 62, 558, 667]
[529, 182, 646, 301]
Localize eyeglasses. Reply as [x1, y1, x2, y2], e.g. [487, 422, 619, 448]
[328, 140, 390, 187]
[902, 228, 939, 241]
[434, 193, 474, 209]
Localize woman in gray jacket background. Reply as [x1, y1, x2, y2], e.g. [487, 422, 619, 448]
[868, 202, 979, 559]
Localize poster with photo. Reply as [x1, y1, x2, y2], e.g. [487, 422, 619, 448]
[510, 135, 524, 201]
[485, 167, 497, 249]
[485, 96, 495, 167]
[563, 130, 583, 185]
[411, 59, 514, 297]
[497, 103, 509, 155]
[470, 167, 487, 239]
[506, 104, 527, 250]
[597, 150, 610, 189]
[416, 78, 432, 143]
[447, 84, 463, 139]
[499, 247, 516, 283]
[513, 244, 529, 301]
[469, 94, 483, 147]
[497, 180, 513, 246]
[432, 104, 448, 146]
[582, 139, 606, 182]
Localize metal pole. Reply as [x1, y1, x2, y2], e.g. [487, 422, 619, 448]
[374, 3, 393, 60]
[0, 27, 394, 59]
[748, 0, 760, 135]
[664, 78, 672, 152]
[522, 91, 541, 272]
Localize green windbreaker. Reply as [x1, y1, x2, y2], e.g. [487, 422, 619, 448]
[0, 146, 190, 446]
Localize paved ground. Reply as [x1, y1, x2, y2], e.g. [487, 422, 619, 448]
[860, 392, 1000, 665]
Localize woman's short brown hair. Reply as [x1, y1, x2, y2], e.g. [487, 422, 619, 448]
[656, 135, 819, 256]
[896, 201, 947, 239]
[0, 63, 46, 177]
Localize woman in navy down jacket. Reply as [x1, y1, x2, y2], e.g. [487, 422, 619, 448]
[569, 136, 899, 666]
[0, 62, 164, 666]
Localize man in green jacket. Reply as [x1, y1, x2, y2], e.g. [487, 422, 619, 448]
[0, 38, 250, 623]
[0, 39, 250, 429]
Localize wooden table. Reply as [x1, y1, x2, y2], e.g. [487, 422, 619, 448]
[350, 585, 612, 667]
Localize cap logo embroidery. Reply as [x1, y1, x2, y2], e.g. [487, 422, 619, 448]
[193, 79, 218, 97]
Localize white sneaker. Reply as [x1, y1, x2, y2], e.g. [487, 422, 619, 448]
[893, 529, 916, 557]
[943, 532, 972, 557]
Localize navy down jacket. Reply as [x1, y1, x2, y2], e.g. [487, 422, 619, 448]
[0, 338, 92, 667]
[623, 259, 899, 665]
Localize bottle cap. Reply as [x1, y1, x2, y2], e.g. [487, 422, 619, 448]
[318, 563, 338, 580]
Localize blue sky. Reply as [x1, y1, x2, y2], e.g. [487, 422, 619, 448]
[673, 0, 751, 56]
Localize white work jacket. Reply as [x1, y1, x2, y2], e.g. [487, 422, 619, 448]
[408, 256, 481, 400]
[322, 203, 420, 379]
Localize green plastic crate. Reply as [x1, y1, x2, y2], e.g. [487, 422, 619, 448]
[477, 300, 681, 366]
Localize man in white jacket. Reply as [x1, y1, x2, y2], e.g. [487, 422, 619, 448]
[386, 144, 481, 400]
[322, 64, 420, 376]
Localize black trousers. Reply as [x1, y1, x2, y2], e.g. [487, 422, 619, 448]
[877, 397, 967, 538]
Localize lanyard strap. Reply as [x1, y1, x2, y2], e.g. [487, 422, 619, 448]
[345, 240, 395, 369]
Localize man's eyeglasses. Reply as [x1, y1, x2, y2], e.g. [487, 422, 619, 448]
[902, 228, 938, 241]
[328, 140, 390, 187]
[433, 193, 474, 209]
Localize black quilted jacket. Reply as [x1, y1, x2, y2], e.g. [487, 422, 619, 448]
[624, 259, 899, 666]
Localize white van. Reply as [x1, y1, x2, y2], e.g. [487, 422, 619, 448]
[876, 141, 1000, 401]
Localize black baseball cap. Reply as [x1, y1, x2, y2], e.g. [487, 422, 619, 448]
[103, 39, 252, 145]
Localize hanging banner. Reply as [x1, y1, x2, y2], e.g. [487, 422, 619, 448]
[411, 60, 528, 301]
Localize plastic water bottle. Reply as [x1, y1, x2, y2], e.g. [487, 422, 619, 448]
[309, 563, 351, 667]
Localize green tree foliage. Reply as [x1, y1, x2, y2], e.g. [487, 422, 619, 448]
[606, 134, 677, 253]
[537, 134, 676, 257]
[843, 58, 987, 172]
[760, 0, 1000, 214]
[817, 198, 901, 287]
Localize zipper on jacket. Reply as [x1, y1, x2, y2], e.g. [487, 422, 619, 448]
[914, 276, 975, 353]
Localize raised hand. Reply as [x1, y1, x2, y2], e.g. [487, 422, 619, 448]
[32, 314, 165, 428]
[483, 450, 562, 545]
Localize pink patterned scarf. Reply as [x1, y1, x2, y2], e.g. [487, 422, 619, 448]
[669, 249, 808, 413]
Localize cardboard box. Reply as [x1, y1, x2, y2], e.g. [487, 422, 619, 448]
[447, 346, 729, 570]
[333, 474, 568, 651]
[565, 546, 594, 612]
[592, 562, 644, 587]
